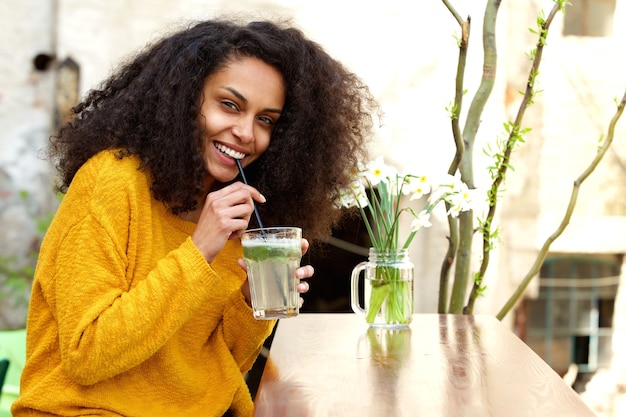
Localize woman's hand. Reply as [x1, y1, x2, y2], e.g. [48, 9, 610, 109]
[295, 238, 313, 303]
[238, 238, 314, 307]
[192, 182, 265, 263]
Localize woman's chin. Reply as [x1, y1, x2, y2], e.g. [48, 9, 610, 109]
[208, 169, 239, 184]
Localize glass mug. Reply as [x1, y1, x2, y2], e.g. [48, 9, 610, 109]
[351, 248, 414, 327]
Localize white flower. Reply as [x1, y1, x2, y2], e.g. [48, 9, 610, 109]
[446, 183, 473, 217]
[403, 174, 431, 201]
[365, 156, 396, 186]
[447, 201, 463, 218]
[410, 210, 432, 231]
[339, 155, 473, 253]
[338, 179, 369, 209]
[458, 184, 474, 210]
[352, 181, 370, 208]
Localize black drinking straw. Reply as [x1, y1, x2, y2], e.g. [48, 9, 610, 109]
[237, 158, 287, 309]
[235, 158, 265, 230]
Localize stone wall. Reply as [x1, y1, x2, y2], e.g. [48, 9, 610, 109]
[0, 0, 59, 328]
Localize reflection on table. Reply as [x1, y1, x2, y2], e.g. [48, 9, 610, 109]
[253, 313, 595, 417]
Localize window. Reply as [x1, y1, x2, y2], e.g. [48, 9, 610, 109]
[524, 255, 621, 382]
[563, 0, 616, 37]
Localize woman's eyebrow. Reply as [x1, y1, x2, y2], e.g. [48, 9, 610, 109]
[223, 86, 247, 104]
[222, 86, 282, 115]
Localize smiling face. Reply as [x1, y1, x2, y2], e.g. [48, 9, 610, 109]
[197, 56, 286, 185]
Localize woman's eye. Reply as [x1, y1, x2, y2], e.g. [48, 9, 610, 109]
[258, 115, 274, 125]
[222, 101, 239, 111]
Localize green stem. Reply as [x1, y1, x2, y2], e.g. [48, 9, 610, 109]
[365, 259, 412, 325]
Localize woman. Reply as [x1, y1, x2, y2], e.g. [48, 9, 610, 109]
[12, 18, 376, 416]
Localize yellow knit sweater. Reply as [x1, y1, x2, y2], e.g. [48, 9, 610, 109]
[12, 150, 275, 416]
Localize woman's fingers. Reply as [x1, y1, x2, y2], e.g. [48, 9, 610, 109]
[297, 281, 310, 293]
[296, 241, 312, 303]
[296, 265, 313, 296]
[295, 265, 314, 281]
[193, 182, 263, 261]
[207, 180, 264, 200]
[300, 238, 309, 256]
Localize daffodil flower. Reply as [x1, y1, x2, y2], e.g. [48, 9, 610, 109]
[336, 179, 368, 209]
[365, 156, 396, 186]
[446, 182, 474, 217]
[411, 210, 432, 231]
[403, 174, 431, 200]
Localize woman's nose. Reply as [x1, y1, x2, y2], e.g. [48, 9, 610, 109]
[233, 117, 255, 143]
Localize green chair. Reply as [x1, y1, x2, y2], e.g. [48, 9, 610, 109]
[0, 329, 26, 414]
[0, 359, 8, 393]
[0, 358, 9, 417]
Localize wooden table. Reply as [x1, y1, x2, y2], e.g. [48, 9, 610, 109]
[253, 313, 595, 417]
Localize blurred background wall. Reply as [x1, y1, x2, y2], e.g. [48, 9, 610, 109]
[1, 0, 626, 412]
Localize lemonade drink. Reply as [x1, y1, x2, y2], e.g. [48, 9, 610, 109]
[241, 228, 302, 319]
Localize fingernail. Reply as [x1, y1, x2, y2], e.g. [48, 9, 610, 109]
[259, 193, 266, 203]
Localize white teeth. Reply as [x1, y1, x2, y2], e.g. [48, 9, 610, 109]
[215, 143, 245, 160]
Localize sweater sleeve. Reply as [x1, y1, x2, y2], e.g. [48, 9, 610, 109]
[54, 221, 226, 385]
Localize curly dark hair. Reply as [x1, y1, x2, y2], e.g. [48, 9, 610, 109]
[49, 18, 377, 242]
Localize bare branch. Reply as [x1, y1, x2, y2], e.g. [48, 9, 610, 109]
[439, 12, 471, 313]
[497, 88, 626, 320]
[442, 0, 464, 26]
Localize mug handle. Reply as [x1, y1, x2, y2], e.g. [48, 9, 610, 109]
[350, 261, 368, 316]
